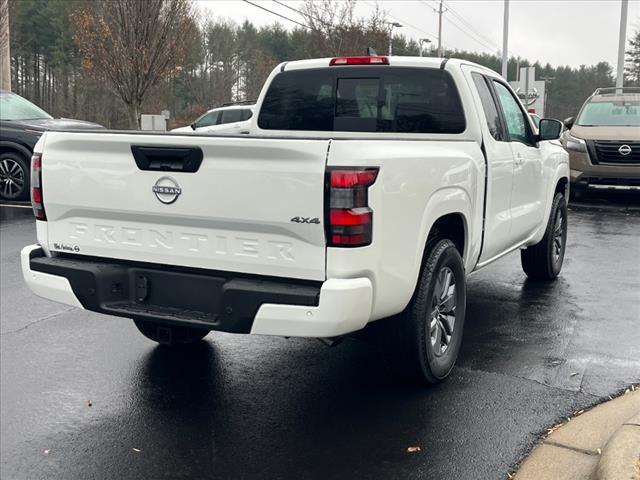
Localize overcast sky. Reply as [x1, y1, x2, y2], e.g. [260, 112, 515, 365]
[194, 0, 640, 72]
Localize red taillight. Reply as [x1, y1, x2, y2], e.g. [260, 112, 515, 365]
[31, 153, 46, 221]
[329, 56, 389, 66]
[326, 168, 378, 247]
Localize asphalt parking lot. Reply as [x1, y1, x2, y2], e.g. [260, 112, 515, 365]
[1, 194, 639, 480]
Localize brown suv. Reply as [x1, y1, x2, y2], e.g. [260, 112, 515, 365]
[562, 87, 640, 193]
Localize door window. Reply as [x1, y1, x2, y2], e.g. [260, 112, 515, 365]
[493, 81, 533, 145]
[471, 73, 505, 141]
[196, 111, 219, 128]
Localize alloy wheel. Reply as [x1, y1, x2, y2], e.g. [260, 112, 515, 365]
[552, 207, 565, 264]
[428, 266, 457, 357]
[0, 158, 26, 199]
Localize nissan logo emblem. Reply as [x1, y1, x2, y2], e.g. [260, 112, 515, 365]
[618, 144, 632, 156]
[152, 176, 182, 204]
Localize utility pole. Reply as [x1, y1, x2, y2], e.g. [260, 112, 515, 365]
[437, 1, 445, 57]
[616, 0, 628, 90]
[540, 76, 555, 117]
[501, 0, 509, 79]
[0, 0, 10, 91]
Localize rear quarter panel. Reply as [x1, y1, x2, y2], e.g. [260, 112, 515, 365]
[327, 139, 484, 321]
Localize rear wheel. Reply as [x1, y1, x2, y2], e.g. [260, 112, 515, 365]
[521, 192, 567, 280]
[0, 153, 29, 201]
[134, 320, 210, 346]
[388, 239, 466, 384]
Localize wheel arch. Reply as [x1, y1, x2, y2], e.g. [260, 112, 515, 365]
[0, 141, 33, 161]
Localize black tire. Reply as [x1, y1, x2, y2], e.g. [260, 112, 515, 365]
[0, 152, 30, 201]
[134, 319, 210, 346]
[390, 239, 466, 384]
[521, 192, 567, 280]
[569, 185, 584, 202]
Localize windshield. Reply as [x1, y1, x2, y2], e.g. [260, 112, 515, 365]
[577, 99, 640, 126]
[0, 92, 53, 121]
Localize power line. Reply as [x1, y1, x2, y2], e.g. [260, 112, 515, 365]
[421, 0, 505, 54]
[272, 0, 332, 29]
[442, 15, 499, 53]
[242, 0, 310, 30]
[443, 2, 501, 51]
[363, 1, 437, 39]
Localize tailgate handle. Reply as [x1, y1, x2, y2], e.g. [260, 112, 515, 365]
[131, 145, 203, 173]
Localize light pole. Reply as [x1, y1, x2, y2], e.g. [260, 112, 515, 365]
[501, 0, 509, 79]
[616, 0, 628, 89]
[386, 22, 403, 56]
[419, 38, 432, 57]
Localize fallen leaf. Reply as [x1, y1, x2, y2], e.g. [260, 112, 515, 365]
[43, 449, 50, 455]
[132, 448, 141, 453]
[406, 446, 421, 453]
[546, 422, 564, 435]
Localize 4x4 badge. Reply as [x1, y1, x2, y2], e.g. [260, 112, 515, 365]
[618, 145, 632, 156]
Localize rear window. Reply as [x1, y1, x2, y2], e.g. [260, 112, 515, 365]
[258, 67, 466, 134]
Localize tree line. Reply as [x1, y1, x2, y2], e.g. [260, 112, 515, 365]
[8, 0, 640, 129]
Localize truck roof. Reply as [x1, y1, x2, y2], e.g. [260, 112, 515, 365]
[281, 56, 498, 77]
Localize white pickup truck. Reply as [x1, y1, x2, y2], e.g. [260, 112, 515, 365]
[22, 56, 569, 384]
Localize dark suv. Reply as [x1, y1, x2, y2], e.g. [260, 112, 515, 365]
[0, 91, 103, 201]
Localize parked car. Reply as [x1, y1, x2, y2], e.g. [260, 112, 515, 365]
[0, 91, 104, 201]
[562, 86, 640, 194]
[21, 56, 568, 385]
[171, 103, 254, 135]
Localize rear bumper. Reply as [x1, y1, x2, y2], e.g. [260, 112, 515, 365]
[21, 245, 373, 338]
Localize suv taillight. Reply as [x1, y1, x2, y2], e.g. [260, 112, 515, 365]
[326, 168, 378, 247]
[31, 153, 46, 221]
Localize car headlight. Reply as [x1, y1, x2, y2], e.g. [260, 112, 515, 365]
[563, 132, 587, 153]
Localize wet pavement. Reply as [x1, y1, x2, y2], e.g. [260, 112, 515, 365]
[1, 195, 639, 480]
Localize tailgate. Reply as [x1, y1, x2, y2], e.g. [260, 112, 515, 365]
[40, 132, 329, 281]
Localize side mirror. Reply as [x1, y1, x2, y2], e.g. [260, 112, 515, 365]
[538, 118, 563, 141]
[563, 117, 574, 129]
[190, 122, 197, 130]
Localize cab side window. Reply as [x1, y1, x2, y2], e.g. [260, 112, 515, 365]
[240, 109, 253, 121]
[471, 73, 505, 141]
[492, 81, 534, 146]
[220, 109, 244, 125]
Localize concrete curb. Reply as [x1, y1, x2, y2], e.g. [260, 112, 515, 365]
[514, 388, 640, 480]
[595, 411, 640, 480]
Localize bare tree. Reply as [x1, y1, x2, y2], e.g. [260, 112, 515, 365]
[0, 0, 10, 91]
[300, 0, 388, 57]
[72, 0, 197, 128]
